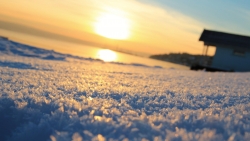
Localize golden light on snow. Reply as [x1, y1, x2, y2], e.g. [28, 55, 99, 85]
[94, 11, 130, 40]
[97, 49, 117, 62]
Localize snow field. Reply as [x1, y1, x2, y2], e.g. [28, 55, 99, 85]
[0, 41, 250, 140]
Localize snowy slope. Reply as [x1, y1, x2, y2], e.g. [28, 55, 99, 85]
[0, 39, 250, 141]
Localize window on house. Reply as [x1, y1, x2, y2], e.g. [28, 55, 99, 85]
[233, 50, 245, 57]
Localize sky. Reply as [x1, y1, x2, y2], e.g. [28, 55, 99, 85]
[0, 0, 250, 55]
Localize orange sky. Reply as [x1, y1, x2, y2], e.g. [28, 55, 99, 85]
[0, 0, 225, 55]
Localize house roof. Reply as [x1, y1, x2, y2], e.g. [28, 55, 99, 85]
[199, 29, 250, 49]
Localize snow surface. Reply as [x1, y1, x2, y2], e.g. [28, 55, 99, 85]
[0, 39, 250, 141]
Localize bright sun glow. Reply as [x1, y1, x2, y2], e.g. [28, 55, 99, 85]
[94, 12, 130, 40]
[97, 49, 117, 62]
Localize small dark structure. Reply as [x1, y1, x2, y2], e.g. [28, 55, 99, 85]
[191, 29, 250, 72]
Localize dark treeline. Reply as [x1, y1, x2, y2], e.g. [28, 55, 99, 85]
[150, 53, 213, 66]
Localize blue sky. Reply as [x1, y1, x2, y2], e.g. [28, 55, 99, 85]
[139, 0, 250, 35]
[0, 0, 249, 55]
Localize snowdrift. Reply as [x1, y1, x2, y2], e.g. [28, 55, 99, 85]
[0, 39, 250, 141]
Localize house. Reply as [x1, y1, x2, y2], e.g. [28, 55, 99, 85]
[192, 29, 250, 72]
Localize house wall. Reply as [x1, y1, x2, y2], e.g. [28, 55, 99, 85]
[212, 46, 250, 71]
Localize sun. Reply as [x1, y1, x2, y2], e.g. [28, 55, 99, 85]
[97, 49, 117, 62]
[94, 12, 130, 40]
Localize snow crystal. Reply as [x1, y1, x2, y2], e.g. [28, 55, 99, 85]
[0, 39, 250, 141]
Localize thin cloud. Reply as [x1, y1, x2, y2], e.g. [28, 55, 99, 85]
[0, 0, 211, 54]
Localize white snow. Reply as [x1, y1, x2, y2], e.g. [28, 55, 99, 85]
[0, 39, 250, 141]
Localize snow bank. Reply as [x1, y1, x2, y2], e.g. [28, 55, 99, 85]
[0, 40, 250, 141]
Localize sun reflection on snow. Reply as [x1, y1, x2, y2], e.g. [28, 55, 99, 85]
[94, 116, 102, 121]
[88, 97, 93, 101]
[97, 49, 117, 62]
